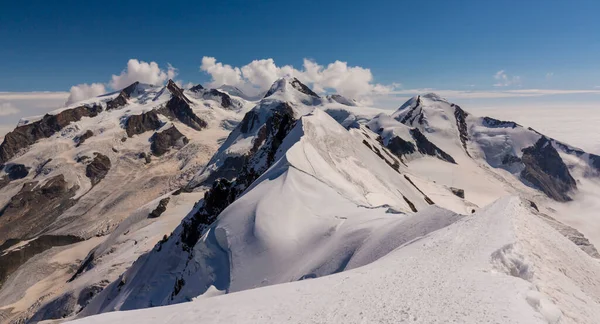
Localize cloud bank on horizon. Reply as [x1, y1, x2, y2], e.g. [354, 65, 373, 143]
[199, 56, 398, 103]
[2, 56, 600, 143]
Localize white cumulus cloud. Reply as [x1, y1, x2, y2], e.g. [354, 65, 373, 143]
[493, 70, 521, 87]
[0, 102, 20, 116]
[200, 56, 398, 100]
[110, 59, 177, 90]
[65, 83, 107, 106]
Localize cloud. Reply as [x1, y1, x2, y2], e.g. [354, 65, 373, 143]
[0, 92, 69, 139]
[110, 59, 177, 90]
[200, 56, 398, 100]
[65, 83, 106, 106]
[493, 70, 521, 87]
[0, 102, 19, 116]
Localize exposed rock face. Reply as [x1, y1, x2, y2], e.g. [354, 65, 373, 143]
[149, 198, 170, 218]
[106, 81, 139, 110]
[289, 78, 320, 97]
[482, 117, 518, 129]
[150, 126, 189, 156]
[0, 164, 29, 189]
[398, 96, 422, 124]
[85, 153, 111, 186]
[386, 136, 416, 157]
[410, 128, 456, 164]
[158, 80, 207, 131]
[202, 89, 235, 109]
[189, 84, 204, 92]
[138, 152, 152, 164]
[181, 179, 236, 250]
[75, 130, 94, 147]
[0, 235, 83, 290]
[0, 174, 79, 244]
[0, 104, 102, 164]
[449, 187, 465, 199]
[125, 110, 162, 137]
[264, 77, 320, 98]
[182, 102, 297, 248]
[452, 104, 471, 157]
[521, 136, 576, 202]
[552, 140, 600, 173]
[502, 154, 522, 165]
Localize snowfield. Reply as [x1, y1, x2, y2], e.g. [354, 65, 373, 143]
[2, 77, 600, 324]
[71, 197, 600, 324]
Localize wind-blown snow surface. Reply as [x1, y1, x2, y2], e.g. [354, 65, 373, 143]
[72, 197, 600, 324]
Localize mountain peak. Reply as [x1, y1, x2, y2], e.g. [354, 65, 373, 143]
[264, 77, 319, 99]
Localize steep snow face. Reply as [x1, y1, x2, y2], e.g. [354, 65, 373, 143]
[326, 94, 357, 106]
[72, 197, 600, 324]
[0, 80, 251, 323]
[74, 109, 470, 316]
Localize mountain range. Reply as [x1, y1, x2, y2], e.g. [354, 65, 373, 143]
[1, 77, 600, 323]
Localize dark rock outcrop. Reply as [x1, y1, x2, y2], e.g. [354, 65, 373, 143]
[0, 164, 29, 189]
[0, 104, 102, 164]
[182, 102, 297, 248]
[520, 136, 576, 201]
[158, 80, 207, 131]
[189, 84, 204, 92]
[409, 128, 456, 164]
[552, 140, 600, 173]
[0, 175, 79, 242]
[75, 130, 94, 147]
[149, 198, 170, 218]
[502, 154, 522, 165]
[482, 117, 518, 129]
[290, 78, 320, 97]
[452, 104, 471, 157]
[404, 175, 435, 205]
[125, 110, 162, 137]
[85, 153, 111, 186]
[264, 77, 319, 98]
[449, 187, 465, 199]
[138, 152, 152, 164]
[387, 136, 416, 157]
[398, 96, 422, 124]
[0, 235, 83, 290]
[106, 81, 139, 110]
[150, 126, 189, 156]
[203, 89, 236, 109]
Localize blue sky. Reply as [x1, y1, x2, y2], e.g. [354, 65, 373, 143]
[2, 0, 599, 91]
[1, 0, 600, 140]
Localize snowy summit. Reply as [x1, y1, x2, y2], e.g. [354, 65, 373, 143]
[1, 77, 600, 324]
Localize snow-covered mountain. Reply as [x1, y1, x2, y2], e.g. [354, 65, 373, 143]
[0, 80, 254, 323]
[2, 77, 600, 323]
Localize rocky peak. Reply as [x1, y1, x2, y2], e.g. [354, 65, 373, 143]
[521, 136, 576, 201]
[150, 126, 189, 156]
[166, 80, 192, 104]
[264, 77, 319, 98]
[155, 80, 207, 131]
[189, 84, 204, 92]
[106, 81, 140, 110]
[0, 104, 102, 165]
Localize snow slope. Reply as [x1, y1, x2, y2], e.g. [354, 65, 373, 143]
[72, 197, 600, 324]
[4, 76, 600, 323]
[0, 80, 252, 323]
